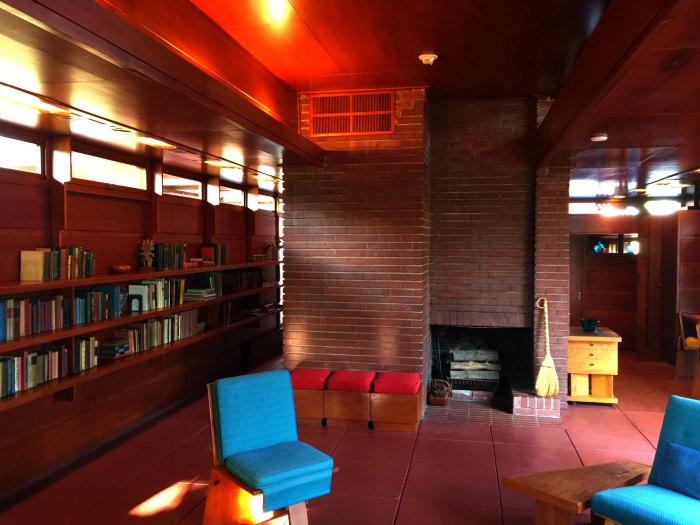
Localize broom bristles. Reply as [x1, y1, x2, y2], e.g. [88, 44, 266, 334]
[535, 353, 559, 397]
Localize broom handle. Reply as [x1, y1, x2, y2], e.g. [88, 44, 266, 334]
[535, 297, 551, 358]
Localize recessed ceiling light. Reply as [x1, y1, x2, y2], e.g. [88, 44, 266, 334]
[590, 133, 608, 142]
[630, 188, 647, 194]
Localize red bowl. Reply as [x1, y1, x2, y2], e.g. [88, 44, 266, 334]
[110, 265, 131, 274]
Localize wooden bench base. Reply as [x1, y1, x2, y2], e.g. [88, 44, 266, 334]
[293, 389, 324, 425]
[370, 387, 421, 432]
[323, 390, 370, 427]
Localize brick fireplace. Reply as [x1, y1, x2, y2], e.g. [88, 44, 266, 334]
[284, 91, 569, 418]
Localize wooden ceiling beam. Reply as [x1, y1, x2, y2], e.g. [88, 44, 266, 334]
[535, 0, 679, 168]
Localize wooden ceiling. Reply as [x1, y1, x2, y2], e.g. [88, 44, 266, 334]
[190, 0, 608, 101]
[1, 0, 700, 199]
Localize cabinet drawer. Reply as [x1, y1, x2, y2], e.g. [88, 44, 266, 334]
[568, 341, 618, 374]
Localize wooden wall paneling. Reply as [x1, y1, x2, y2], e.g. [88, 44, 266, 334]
[645, 214, 680, 362]
[158, 198, 206, 235]
[64, 188, 150, 272]
[569, 235, 585, 325]
[156, 196, 206, 258]
[212, 204, 247, 263]
[248, 209, 277, 259]
[637, 216, 651, 355]
[0, 340, 243, 498]
[0, 172, 52, 281]
[59, 231, 143, 274]
[66, 188, 150, 232]
[583, 253, 637, 351]
[677, 210, 700, 313]
[659, 215, 679, 363]
[569, 214, 641, 234]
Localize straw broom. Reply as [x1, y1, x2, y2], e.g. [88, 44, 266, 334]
[534, 297, 559, 397]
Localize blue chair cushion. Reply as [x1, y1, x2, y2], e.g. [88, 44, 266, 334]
[655, 441, 700, 500]
[592, 484, 700, 525]
[649, 396, 700, 486]
[211, 370, 298, 463]
[226, 441, 333, 512]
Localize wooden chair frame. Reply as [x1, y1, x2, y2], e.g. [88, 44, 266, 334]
[202, 383, 310, 525]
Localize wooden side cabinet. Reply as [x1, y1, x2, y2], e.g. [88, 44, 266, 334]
[568, 327, 621, 404]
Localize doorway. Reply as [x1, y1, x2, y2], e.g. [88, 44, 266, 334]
[570, 234, 638, 351]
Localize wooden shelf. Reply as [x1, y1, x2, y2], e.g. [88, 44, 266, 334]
[0, 261, 281, 296]
[0, 283, 282, 354]
[0, 308, 281, 412]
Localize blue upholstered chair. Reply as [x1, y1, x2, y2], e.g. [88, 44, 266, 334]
[591, 395, 700, 525]
[203, 370, 334, 525]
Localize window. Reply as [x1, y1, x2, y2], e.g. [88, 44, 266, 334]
[72, 151, 147, 189]
[162, 173, 202, 199]
[257, 175, 276, 192]
[220, 186, 244, 206]
[220, 166, 244, 184]
[0, 135, 42, 174]
[258, 194, 275, 211]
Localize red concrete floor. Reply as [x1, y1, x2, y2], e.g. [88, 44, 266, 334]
[0, 352, 693, 525]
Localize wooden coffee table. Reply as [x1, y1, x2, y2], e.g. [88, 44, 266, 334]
[502, 460, 650, 525]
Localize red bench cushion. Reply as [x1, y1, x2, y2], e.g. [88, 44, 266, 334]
[327, 371, 376, 393]
[290, 368, 332, 390]
[373, 372, 421, 394]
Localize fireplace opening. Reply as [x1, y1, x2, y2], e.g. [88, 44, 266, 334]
[431, 325, 534, 400]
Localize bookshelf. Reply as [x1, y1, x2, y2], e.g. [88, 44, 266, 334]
[0, 262, 282, 407]
[0, 262, 282, 497]
[0, 124, 284, 500]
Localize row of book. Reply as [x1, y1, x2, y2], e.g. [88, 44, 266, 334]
[0, 276, 211, 340]
[200, 243, 229, 266]
[74, 285, 122, 325]
[127, 278, 187, 312]
[112, 319, 162, 357]
[0, 344, 70, 397]
[20, 246, 95, 282]
[222, 268, 264, 293]
[0, 310, 207, 397]
[0, 296, 70, 342]
[152, 243, 187, 271]
[163, 310, 201, 344]
[183, 272, 220, 302]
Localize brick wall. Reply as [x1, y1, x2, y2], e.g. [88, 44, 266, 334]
[529, 167, 570, 410]
[283, 89, 431, 375]
[430, 99, 536, 328]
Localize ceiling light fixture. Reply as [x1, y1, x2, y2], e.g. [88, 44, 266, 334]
[590, 133, 608, 142]
[418, 53, 438, 65]
[644, 199, 682, 216]
[137, 136, 176, 149]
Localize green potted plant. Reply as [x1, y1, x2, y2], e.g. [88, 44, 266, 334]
[428, 378, 452, 406]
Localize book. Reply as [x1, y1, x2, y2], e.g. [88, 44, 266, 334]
[127, 284, 151, 312]
[20, 250, 45, 281]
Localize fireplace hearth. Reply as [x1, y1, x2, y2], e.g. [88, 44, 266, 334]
[431, 326, 534, 394]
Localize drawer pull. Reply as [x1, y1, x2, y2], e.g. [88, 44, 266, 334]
[589, 343, 594, 347]
[590, 353, 594, 357]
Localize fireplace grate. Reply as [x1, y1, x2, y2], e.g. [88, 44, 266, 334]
[450, 378, 499, 392]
